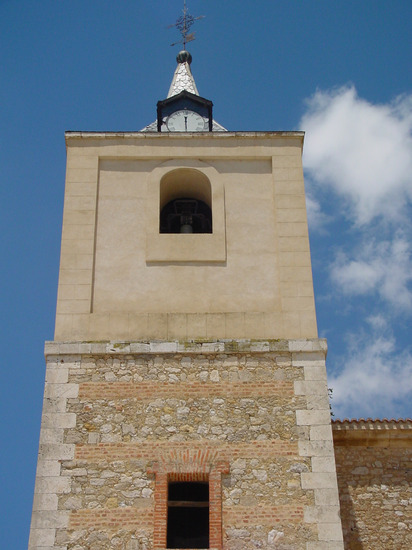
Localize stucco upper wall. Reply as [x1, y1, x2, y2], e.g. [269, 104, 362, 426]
[55, 132, 316, 341]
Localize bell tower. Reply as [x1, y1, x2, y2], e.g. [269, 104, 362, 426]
[29, 24, 344, 550]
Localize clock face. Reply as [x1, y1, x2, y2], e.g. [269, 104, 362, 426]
[166, 110, 208, 132]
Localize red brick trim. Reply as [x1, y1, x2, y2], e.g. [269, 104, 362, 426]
[223, 505, 304, 525]
[69, 507, 153, 529]
[78, 381, 294, 399]
[75, 441, 298, 461]
[148, 454, 229, 550]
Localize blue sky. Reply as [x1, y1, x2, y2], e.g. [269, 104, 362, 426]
[1, 1, 411, 546]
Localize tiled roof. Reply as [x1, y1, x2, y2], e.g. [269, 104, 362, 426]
[167, 61, 199, 98]
[333, 418, 412, 429]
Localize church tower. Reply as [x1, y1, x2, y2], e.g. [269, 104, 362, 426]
[29, 33, 344, 550]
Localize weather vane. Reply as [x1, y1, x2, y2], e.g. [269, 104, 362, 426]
[168, 0, 205, 49]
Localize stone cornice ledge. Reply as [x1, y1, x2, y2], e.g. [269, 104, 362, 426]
[45, 338, 327, 357]
[65, 130, 305, 141]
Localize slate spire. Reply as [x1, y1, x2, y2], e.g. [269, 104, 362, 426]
[167, 50, 199, 98]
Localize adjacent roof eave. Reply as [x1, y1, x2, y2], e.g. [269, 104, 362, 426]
[332, 418, 412, 448]
[158, 89, 212, 109]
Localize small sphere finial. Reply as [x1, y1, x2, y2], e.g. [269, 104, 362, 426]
[177, 50, 192, 64]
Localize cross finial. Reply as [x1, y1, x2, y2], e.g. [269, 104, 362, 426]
[168, 0, 205, 49]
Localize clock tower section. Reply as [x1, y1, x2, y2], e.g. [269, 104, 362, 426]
[157, 51, 213, 132]
[29, 50, 344, 550]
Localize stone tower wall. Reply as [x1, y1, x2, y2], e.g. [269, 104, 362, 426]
[29, 339, 344, 550]
[29, 131, 344, 550]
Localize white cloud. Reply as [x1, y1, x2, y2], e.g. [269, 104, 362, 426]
[301, 86, 412, 226]
[300, 87, 412, 309]
[330, 234, 412, 310]
[329, 319, 412, 419]
[300, 87, 412, 419]
[365, 313, 388, 331]
[305, 192, 330, 232]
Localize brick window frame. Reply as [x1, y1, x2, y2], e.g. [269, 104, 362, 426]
[148, 459, 229, 550]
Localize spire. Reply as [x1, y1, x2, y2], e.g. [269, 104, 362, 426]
[139, 2, 227, 133]
[167, 50, 199, 98]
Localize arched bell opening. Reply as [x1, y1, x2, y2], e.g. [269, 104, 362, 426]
[160, 198, 212, 233]
[159, 168, 212, 234]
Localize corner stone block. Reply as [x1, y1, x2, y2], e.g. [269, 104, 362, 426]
[304, 505, 341, 523]
[292, 352, 326, 364]
[31, 510, 70, 529]
[39, 428, 64, 444]
[42, 412, 76, 429]
[298, 440, 334, 457]
[34, 476, 71, 495]
[303, 366, 327, 381]
[30, 546, 67, 550]
[57, 355, 81, 368]
[35, 460, 61, 477]
[310, 425, 333, 441]
[294, 381, 328, 396]
[38, 443, 75, 461]
[32, 494, 58, 511]
[306, 394, 330, 411]
[58, 342, 81, 354]
[314, 488, 341, 506]
[300, 472, 338, 490]
[42, 397, 69, 413]
[290, 339, 327, 352]
[28, 528, 56, 548]
[311, 456, 337, 473]
[317, 523, 344, 541]
[43, 383, 79, 399]
[44, 341, 60, 354]
[45, 366, 69, 384]
[288, 340, 315, 352]
[296, 409, 331, 426]
[306, 543, 344, 550]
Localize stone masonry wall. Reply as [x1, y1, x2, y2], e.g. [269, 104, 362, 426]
[29, 340, 343, 550]
[333, 421, 412, 550]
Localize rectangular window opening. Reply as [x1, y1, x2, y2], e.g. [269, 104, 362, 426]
[167, 481, 209, 549]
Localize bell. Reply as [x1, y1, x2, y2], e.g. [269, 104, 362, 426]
[180, 224, 193, 233]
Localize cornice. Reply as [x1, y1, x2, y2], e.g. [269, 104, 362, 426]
[332, 418, 412, 448]
[64, 130, 305, 142]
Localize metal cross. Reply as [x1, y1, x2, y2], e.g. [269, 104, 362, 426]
[168, 0, 205, 49]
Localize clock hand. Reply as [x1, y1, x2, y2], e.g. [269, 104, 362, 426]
[184, 116, 188, 131]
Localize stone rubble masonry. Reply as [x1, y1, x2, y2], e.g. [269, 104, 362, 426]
[29, 339, 344, 550]
[333, 419, 412, 549]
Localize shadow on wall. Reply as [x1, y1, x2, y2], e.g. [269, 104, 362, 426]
[334, 444, 412, 549]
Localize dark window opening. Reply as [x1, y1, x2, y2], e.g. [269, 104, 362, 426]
[160, 198, 212, 234]
[167, 481, 209, 549]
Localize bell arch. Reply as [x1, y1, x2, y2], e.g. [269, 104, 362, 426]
[159, 168, 212, 234]
[146, 159, 226, 263]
